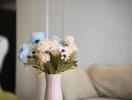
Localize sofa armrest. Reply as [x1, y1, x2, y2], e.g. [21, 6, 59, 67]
[88, 64, 132, 100]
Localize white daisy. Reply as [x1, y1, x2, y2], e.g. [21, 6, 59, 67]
[64, 35, 74, 46]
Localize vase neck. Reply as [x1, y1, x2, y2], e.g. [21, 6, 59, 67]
[45, 74, 61, 83]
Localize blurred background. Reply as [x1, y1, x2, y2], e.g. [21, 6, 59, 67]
[0, 0, 132, 100]
[0, 0, 16, 93]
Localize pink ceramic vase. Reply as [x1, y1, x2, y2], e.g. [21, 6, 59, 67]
[44, 74, 63, 100]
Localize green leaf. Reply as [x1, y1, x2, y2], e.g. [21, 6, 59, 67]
[56, 63, 74, 73]
[44, 62, 56, 74]
[48, 52, 61, 70]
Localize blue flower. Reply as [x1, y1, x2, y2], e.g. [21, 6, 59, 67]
[18, 43, 30, 63]
[53, 33, 64, 48]
[53, 33, 63, 44]
[31, 32, 46, 43]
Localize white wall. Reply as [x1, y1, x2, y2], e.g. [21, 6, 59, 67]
[63, 0, 132, 67]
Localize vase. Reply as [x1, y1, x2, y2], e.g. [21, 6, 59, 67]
[44, 74, 63, 100]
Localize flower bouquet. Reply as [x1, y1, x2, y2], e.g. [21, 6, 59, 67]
[18, 32, 78, 100]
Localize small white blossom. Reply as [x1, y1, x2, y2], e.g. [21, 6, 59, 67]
[60, 47, 70, 61]
[35, 40, 50, 52]
[64, 36, 74, 46]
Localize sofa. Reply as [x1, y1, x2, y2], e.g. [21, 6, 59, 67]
[62, 64, 132, 100]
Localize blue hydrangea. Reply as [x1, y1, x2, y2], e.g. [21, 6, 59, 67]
[31, 32, 46, 43]
[18, 43, 30, 63]
[53, 33, 63, 44]
[53, 33, 64, 48]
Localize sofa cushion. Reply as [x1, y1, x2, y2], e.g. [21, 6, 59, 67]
[88, 64, 132, 99]
[62, 66, 98, 100]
